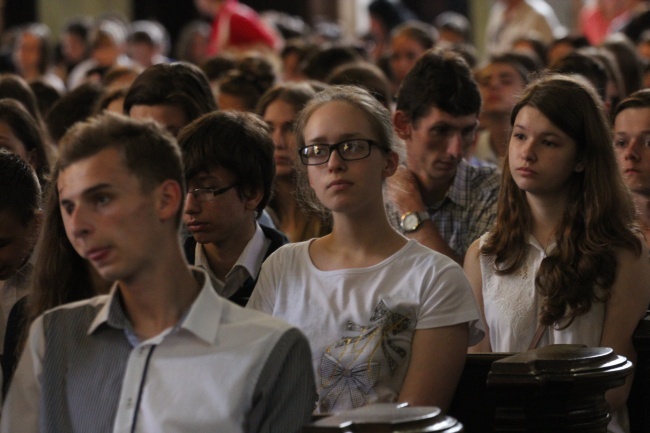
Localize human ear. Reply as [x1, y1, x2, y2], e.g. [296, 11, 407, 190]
[574, 159, 586, 173]
[383, 151, 399, 177]
[243, 187, 264, 212]
[393, 110, 412, 140]
[156, 180, 183, 222]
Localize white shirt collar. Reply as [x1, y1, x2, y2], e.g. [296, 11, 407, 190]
[194, 222, 270, 298]
[88, 267, 224, 345]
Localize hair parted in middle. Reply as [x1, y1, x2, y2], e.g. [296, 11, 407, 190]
[293, 84, 399, 220]
[482, 73, 642, 328]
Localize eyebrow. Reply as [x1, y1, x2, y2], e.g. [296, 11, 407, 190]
[59, 183, 111, 204]
[614, 130, 650, 135]
[306, 133, 364, 144]
[513, 124, 562, 137]
[429, 120, 478, 131]
[189, 173, 218, 183]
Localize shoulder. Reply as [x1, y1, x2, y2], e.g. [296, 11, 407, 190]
[603, 241, 650, 309]
[614, 241, 650, 286]
[399, 240, 465, 278]
[465, 238, 482, 263]
[222, 300, 298, 338]
[38, 295, 110, 337]
[41, 294, 109, 319]
[266, 240, 310, 262]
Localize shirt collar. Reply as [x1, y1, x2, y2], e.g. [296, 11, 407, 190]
[527, 234, 556, 255]
[88, 267, 224, 345]
[195, 222, 269, 284]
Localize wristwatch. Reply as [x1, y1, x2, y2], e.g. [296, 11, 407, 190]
[400, 211, 430, 233]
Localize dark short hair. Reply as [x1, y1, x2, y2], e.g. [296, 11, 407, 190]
[368, 0, 417, 33]
[482, 51, 541, 84]
[613, 88, 650, 119]
[256, 81, 316, 117]
[0, 149, 41, 225]
[201, 53, 236, 81]
[56, 112, 186, 226]
[396, 47, 481, 124]
[0, 73, 43, 123]
[46, 81, 104, 143]
[550, 51, 608, 101]
[29, 79, 61, 119]
[301, 45, 361, 82]
[218, 54, 277, 111]
[178, 110, 275, 216]
[123, 62, 216, 122]
[326, 62, 392, 108]
[390, 21, 438, 50]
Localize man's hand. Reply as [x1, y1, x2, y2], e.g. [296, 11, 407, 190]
[387, 165, 426, 214]
[386, 165, 462, 264]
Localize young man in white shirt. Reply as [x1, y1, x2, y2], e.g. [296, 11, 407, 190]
[1, 113, 314, 433]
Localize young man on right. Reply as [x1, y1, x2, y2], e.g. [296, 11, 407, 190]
[613, 89, 650, 244]
[389, 48, 501, 264]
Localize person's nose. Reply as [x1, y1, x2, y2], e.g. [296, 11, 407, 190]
[327, 147, 347, 172]
[184, 191, 202, 215]
[624, 138, 642, 161]
[447, 132, 464, 160]
[67, 205, 93, 240]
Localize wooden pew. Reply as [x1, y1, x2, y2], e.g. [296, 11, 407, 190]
[450, 342, 641, 433]
[628, 311, 650, 433]
[448, 353, 509, 433]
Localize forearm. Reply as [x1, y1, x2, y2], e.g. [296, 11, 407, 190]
[398, 325, 469, 412]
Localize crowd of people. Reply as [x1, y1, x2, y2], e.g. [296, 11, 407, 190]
[0, 0, 649, 432]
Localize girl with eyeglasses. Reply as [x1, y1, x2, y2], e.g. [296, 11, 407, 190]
[248, 85, 483, 414]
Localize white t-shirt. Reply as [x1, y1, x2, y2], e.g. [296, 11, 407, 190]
[248, 239, 484, 413]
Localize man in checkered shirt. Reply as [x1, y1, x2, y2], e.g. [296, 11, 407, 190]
[389, 48, 500, 264]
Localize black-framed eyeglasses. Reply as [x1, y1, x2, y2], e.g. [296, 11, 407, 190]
[298, 139, 380, 165]
[187, 184, 239, 202]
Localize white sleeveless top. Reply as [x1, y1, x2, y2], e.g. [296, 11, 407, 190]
[479, 233, 604, 352]
[478, 233, 626, 433]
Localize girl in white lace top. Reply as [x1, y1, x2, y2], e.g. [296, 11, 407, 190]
[463, 74, 650, 433]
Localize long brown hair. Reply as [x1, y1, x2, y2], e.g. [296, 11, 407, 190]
[482, 74, 642, 327]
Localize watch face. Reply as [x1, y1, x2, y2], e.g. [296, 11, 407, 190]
[402, 213, 420, 232]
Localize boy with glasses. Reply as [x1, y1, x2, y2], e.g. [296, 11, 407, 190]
[180, 110, 287, 306]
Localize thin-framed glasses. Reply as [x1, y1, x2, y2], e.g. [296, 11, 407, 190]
[298, 139, 380, 165]
[187, 184, 239, 202]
